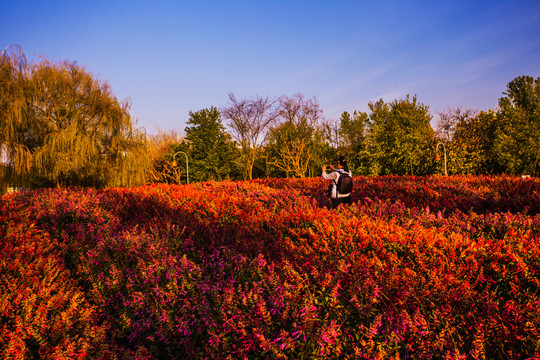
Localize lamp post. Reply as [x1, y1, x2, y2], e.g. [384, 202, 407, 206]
[435, 142, 447, 176]
[172, 151, 189, 184]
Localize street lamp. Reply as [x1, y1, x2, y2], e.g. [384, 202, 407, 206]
[435, 142, 447, 176]
[172, 151, 189, 184]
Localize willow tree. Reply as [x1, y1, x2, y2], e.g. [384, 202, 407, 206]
[0, 45, 32, 189]
[0, 46, 148, 188]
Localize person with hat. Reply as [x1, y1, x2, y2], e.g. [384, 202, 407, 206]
[322, 156, 353, 209]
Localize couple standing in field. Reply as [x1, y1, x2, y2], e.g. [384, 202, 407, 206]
[322, 156, 353, 209]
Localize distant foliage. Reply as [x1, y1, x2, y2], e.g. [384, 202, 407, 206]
[2, 175, 540, 358]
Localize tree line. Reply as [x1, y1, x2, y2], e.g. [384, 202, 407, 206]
[157, 77, 540, 183]
[2, 45, 539, 189]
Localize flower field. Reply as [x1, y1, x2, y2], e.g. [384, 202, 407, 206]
[1, 175, 540, 359]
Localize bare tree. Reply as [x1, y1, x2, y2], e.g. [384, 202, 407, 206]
[221, 93, 278, 180]
[277, 93, 322, 128]
[436, 106, 478, 142]
[321, 118, 341, 150]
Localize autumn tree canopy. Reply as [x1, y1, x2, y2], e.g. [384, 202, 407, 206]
[0, 46, 148, 188]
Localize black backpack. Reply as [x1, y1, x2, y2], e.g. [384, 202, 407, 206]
[336, 171, 353, 195]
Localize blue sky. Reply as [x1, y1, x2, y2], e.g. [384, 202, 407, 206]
[2, 0, 540, 134]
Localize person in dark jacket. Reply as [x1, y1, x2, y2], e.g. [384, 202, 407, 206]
[322, 156, 352, 209]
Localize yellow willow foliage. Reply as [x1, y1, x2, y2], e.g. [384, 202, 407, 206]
[34, 123, 100, 184]
[109, 129, 150, 188]
[0, 45, 33, 186]
[1, 46, 149, 188]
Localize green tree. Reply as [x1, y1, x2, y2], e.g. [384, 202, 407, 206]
[0, 47, 148, 188]
[182, 107, 240, 182]
[450, 110, 501, 174]
[495, 75, 540, 175]
[339, 110, 371, 175]
[368, 95, 435, 175]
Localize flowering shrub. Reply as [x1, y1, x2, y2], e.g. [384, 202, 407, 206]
[2, 175, 540, 359]
[0, 198, 114, 359]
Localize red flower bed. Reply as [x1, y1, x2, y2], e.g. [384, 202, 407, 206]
[0, 198, 113, 359]
[2, 176, 540, 359]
